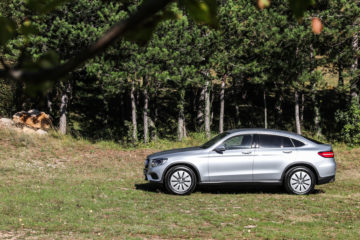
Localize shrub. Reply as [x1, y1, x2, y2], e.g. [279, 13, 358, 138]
[336, 100, 360, 145]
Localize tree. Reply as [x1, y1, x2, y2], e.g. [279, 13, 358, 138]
[1, 0, 343, 143]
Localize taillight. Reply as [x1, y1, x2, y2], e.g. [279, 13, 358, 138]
[318, 151, 334, 158]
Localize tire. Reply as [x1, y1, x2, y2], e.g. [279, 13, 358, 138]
[164, 165, 197, 195]
[284, 166, 315, 195]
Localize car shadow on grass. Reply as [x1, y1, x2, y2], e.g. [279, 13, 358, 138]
[134, 183, 325, 195]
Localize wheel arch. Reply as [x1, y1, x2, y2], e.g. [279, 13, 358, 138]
[281, 163, 319, 184]
[162, 162, 201, 183]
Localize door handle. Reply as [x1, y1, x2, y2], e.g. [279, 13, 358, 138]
[283, 150, 292, 154]
[242, 151, 252, 154]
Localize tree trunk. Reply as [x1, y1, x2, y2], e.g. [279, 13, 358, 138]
[310, 43, 322, 136]
[295, 90, 301, 135]
[300, 92, 304, 124]
[143, 77, 149, 144]
[275, 96, 282, 115]
[130, 79, 138, 143]
[264, 90, 268, 129]
[47, 94, 52, 113]
[231, 77, 242, 127]
[177, 115, 185, 141]
[204, 80, 211, 139]
[351, 31, 359, 102]
[196, 86, 205, 130]
[311, 83, 321, 137]
[219, 75, 225, 133]
[149, 117, 157, 142]
[177, 89, 187, 141]
[59, 83, 71, 135]
[151, 84, 159, 142]
[274, 84, 283, 128]
[313, 95, 321, 137]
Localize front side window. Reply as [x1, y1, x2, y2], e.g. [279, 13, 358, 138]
[201, 132, 230, 149]
[223, 135, 253, 150]
[257, 134, 293, 148]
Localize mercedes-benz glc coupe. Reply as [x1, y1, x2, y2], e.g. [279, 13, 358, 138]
[144, 129, 336, 195]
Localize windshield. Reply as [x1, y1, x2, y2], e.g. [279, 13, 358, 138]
[200, 132, 230, 149]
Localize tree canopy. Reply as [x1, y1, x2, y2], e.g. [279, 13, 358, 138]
[1, 0, 359, 144]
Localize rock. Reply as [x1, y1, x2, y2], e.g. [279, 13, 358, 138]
[13, 110, 52, 130]
[22, 126, 36, 134]
[36, 129, 48, 135]
[0, 118, 13, 127]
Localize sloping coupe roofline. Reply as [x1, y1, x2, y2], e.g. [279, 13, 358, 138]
[225, 128, 303, 139]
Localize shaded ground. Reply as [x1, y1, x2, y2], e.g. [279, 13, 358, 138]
[0, 128, 359, 239]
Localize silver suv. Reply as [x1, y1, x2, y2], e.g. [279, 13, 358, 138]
[144, 129, 336, 195]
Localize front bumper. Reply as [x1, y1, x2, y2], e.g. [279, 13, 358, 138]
[144, 167, 164, 182]
[144, 168, 148, 180]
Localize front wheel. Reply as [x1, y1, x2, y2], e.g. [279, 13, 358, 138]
[284, 166, 315, 195]
[164, 165, 197, 195]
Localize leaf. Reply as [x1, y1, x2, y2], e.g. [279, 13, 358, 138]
[289, 0, 315, 20]
[180, 0, 218, 28]
[26, 0, 69, 14]
[125, 10, 177, 45]
[23, 51, 60, 96]
[258, 0, 271, 10]
[0, 17, 16, 46]
[36, 50, 60, 69]
[19, 20, 39, 36]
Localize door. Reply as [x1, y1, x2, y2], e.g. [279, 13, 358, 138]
[253, 134, 296, 181]
[208, 134, 254, 182]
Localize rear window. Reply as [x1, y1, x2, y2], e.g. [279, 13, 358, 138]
[258, 135, 293, 148]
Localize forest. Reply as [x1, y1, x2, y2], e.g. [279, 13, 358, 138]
[0, 0, 359, 144]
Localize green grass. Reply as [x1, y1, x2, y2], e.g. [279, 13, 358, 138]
[0, 128, 360, 239]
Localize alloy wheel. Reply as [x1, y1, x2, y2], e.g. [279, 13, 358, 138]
[290, 170, 312, 193]
[170, 170, 192, 194]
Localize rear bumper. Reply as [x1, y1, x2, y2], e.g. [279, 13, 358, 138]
[317, 175, 335, 185]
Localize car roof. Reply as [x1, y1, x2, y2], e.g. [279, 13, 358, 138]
[225, 128, 303, 139]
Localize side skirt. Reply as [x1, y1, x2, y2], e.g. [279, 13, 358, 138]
[198, 181, 282, 186]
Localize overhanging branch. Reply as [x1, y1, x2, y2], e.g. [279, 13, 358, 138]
[0, 0, 173, 82]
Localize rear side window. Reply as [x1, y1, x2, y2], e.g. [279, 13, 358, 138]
[257, 134, 294, 148]
[223, 135, 253, 150]
[291, 138, 305, 147]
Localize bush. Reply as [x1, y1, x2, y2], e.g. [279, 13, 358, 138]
[335, 100, 360, 145]
[0, 81, 14, 117]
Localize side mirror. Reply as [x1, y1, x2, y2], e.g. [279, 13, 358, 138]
[214, 145, 226, 153]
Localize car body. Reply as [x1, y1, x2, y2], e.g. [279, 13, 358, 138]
[144, 128, 336, 195]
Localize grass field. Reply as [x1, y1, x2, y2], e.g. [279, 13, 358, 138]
[0, 128, 359, 239]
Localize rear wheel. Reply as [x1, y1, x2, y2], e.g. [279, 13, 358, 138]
[284, 166, 315, 195]
[164, 165, 197, 195]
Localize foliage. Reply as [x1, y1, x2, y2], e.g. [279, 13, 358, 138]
[336, 100, 360, 145]
[0, 0, 359, 143]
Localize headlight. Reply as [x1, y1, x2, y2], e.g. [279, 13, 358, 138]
[151, 158, 168, 167]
